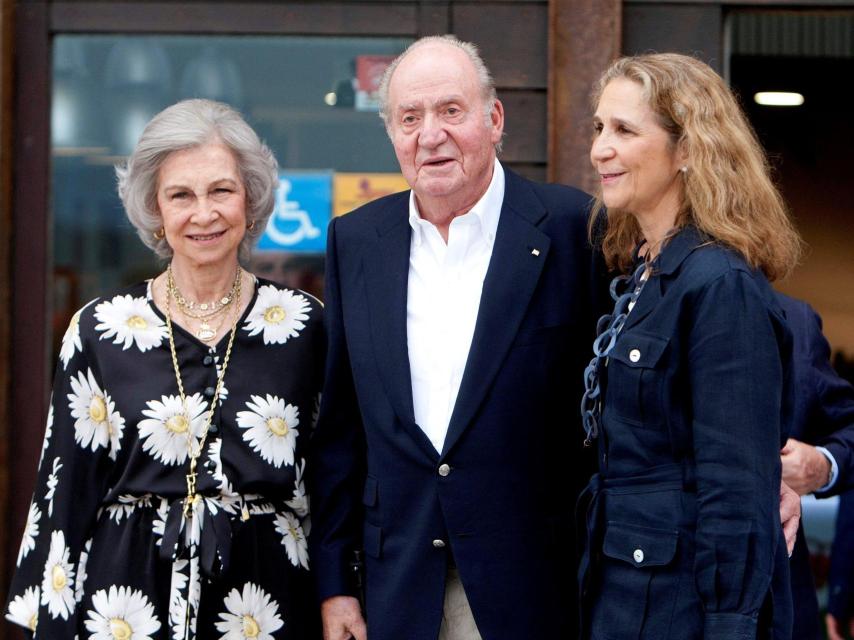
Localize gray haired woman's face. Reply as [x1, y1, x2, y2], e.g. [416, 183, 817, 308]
[155, 142, 248, 271]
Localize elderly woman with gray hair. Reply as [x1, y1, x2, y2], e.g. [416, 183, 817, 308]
[5, 99, 323, 639]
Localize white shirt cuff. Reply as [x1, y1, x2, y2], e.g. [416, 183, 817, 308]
[815, 445, 839, 492]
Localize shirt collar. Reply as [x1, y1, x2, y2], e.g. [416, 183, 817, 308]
[408, 159, 505, 247]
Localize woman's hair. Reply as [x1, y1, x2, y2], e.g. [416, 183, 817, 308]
[116, 98, 278, 263]
[589, 53, 801, 280]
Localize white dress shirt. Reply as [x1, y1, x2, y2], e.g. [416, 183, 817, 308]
[407, 161, 505, 453]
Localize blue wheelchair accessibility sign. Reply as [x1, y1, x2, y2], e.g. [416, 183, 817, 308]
[257, 171, 331, 253]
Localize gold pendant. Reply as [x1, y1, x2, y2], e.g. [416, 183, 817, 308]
[197, 321, 216, 342]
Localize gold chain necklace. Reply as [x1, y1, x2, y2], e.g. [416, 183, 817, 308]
[167, 265, 240, 342]
[168, 265, 239, 310]
[164, 265, 243, 520]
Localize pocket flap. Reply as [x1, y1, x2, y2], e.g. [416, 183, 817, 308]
[362, 476, 378, 507]
[602, 521, 678, 568]
[610, 332, 669, 368]
[363, 522, 382, 559]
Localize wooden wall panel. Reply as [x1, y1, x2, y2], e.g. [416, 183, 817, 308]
[452, 2, 548, 88]
[622, 3, 723, 70]
[51, 1, 418, 34]
[499, 89, 547, 164]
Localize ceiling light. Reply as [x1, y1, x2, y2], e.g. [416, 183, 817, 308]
[754, 92, 804, 107]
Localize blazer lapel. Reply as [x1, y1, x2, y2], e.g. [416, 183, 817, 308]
[441, 173, 551, 457]
[362, 199, 438, 460]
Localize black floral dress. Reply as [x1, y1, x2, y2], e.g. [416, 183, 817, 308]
[5, 277, 324, 639]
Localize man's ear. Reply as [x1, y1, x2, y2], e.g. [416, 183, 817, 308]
[490, 99, 505, 142]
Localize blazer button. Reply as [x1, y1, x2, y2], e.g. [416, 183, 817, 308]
[432, 539, 446, 548]
[203, 386, 216, 398]
[633, 548, 644, 563]
[629, 349, 641, 363]
[438, 464, 451, 477]
[203, 354, 215, 366]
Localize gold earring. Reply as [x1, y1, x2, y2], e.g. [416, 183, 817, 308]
[247, 220, 256, 231]
[154, 227, 165, 240]
[680, 166, 688, 174]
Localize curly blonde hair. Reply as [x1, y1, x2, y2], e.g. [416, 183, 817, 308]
[589, 53, 801, 280]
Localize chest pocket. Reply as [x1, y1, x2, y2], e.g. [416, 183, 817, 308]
[606, 331, 669, 428]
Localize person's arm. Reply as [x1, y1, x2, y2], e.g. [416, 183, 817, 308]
[5, 306, 114, 636]
[780, 300, 854, 497]
[688, 271, 788, 639]
[308, 217, 367, 640]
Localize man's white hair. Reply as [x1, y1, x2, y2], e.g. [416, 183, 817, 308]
[377, 35, 502, 152]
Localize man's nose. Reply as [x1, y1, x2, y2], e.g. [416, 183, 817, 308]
[418, 114, 448, 149]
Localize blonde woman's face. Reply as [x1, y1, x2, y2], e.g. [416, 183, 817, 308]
[591, 78, 684, 228]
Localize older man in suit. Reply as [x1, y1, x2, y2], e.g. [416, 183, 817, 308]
[309, 35, 598, 640]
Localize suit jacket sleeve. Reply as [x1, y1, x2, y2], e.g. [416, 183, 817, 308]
[688, 270, 787, 639]
[794, 304, 854, 496]
[308, 216, 367, 602]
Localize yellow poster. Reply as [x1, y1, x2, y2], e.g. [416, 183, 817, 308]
[333, 173, 410, 217]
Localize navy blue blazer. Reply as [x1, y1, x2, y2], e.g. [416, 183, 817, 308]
[582, 226, 794, 640]
[776, 293, 854, 639]
[309, 168, 598, 640]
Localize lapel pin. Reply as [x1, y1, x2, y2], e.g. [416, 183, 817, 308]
[531, 248, 540, 257]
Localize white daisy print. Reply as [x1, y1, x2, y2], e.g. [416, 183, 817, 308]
[6, 585, 40, 631]
[38, 402, 54, 470]
[59, 299, 95, 369]
[285, 458, 310, 518]
[41, 530, 76, 620]
[68, 369, 125, 459]
[138, 394, 208, 466]
[211, 352, 230, 404]
[153, 498, 169, 546]
[236, 395, 299, 468]
[16, 502, 42, 567]
[75, 538, 92, 604]
[215, 582, 284, 639]
[275, 511, 309, 570]
[243, 285, 310, 345]
[84, 585, 161, 639]
[45, 456, 63, 517]
[105, 494, 152, 524]
[94, 294, 167, 352]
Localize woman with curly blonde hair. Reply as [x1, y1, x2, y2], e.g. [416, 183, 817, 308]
[579, 53, 800, 639]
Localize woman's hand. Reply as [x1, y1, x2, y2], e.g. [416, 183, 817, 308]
[779, 480, 801, 556]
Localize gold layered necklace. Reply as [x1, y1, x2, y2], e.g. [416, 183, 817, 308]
[166, 265, 240, 343]
[163, 264, 243, 521]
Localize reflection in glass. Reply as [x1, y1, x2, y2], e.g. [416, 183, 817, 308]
[50, 34, 410, 359]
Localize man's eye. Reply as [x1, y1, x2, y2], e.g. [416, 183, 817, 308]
[402, 115, 417, 125]
[593, 123, 603, 134]
[171, 192, 189, 200]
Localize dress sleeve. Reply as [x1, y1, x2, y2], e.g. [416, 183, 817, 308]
[687, 270, 787, 639]
[5, 307, 118, 637]
[308, 217, 367, 602]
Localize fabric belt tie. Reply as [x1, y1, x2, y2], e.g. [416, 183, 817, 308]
[159, 496, 235, 579]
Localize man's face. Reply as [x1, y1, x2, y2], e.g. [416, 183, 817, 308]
[386, 44, 504, 216]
